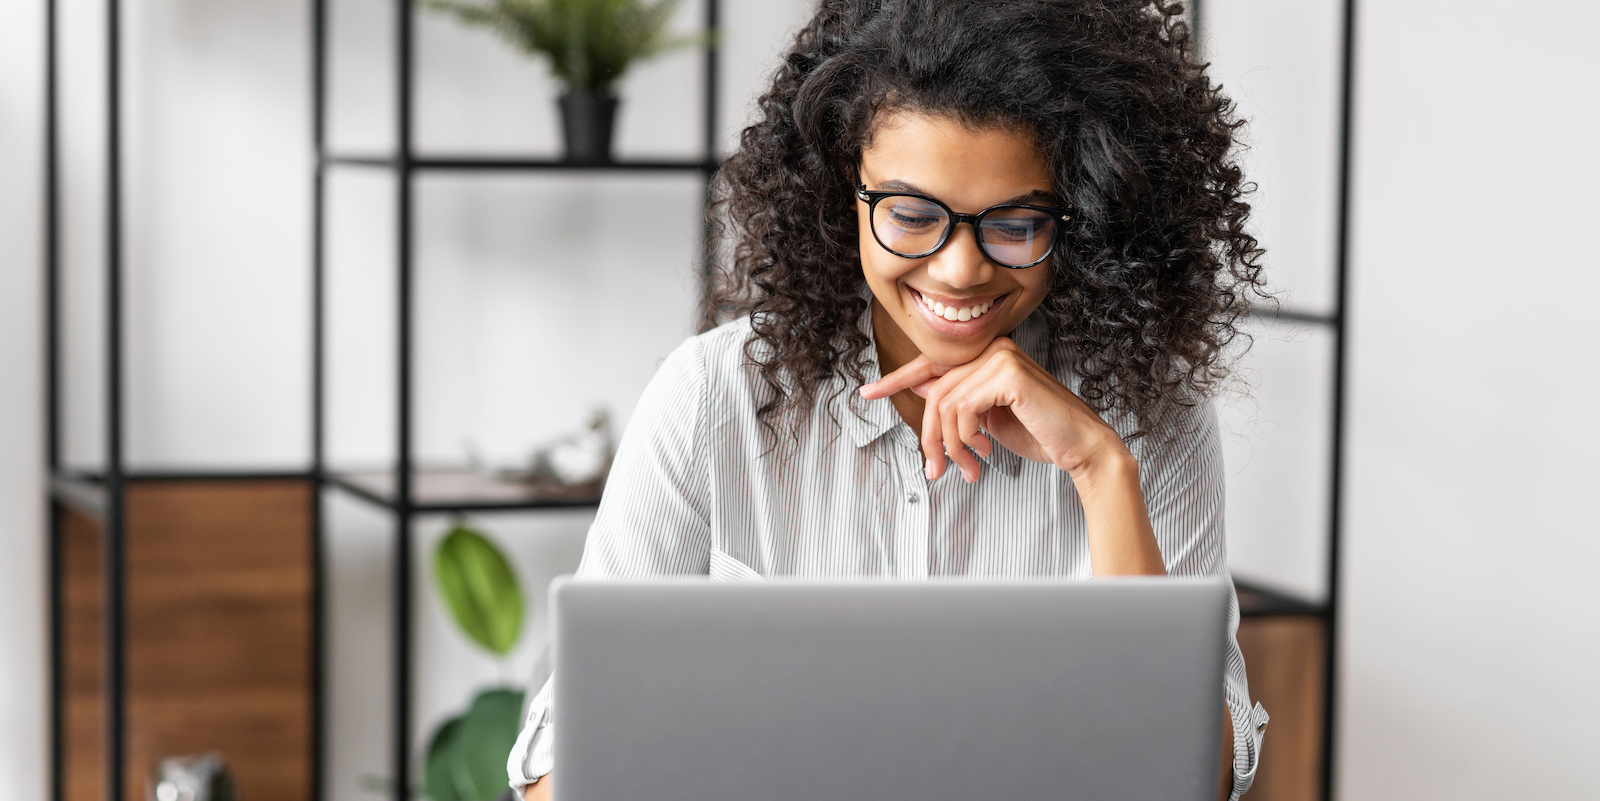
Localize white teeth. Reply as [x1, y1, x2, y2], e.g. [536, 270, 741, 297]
[916, 291, 998, 323]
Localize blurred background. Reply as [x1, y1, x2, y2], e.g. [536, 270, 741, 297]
[0, 1, 1595, 800]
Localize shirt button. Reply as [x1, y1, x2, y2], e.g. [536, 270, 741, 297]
[907, 491, 921, 504]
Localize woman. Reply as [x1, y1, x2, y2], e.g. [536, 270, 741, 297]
[512, 1, 1270, 798]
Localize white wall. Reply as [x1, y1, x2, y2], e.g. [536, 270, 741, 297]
[0, 0, 48, 798]
[1340, 2, 1600, 797]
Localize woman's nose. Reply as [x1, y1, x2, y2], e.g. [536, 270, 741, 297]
[926, 223, 994, 289]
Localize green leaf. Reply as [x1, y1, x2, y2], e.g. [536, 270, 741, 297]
[421, 716, 466, 801]
[423, 688, 526, 801]
[433, 524, 524, 655]
[419, 0, 707, 93]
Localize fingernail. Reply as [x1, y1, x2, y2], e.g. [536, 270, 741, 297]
[925, 462, 935, 480]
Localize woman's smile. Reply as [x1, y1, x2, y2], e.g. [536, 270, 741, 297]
[906, 286, 1008, 336]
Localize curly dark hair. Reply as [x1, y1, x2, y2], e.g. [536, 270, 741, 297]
[709, 0, 1267, 441]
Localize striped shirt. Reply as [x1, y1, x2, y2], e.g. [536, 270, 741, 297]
[508, 310, 1270, 800]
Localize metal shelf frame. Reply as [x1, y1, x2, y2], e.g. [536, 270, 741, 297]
[324, 154, 721, 173]
[1193, 1, 1358, 798]
[42, 4, 327, 797]
[41, 0, 721, 798]
[43, 0, 131, 798]
[309, 2, 722, 800]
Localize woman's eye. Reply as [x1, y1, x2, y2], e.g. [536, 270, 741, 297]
[983, 216, 1051, 242]
[888, 210, 942, 229]
[984, 224, 1029, 242]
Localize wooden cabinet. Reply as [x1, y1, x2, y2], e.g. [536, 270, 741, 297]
[60, 479, 313, 801]
[1235, 589, 1329, 801]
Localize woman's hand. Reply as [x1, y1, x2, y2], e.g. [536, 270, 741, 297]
[860, 337, 1129, 484]
[860, 336, 1166, 576]
[522, 774, 551, 801]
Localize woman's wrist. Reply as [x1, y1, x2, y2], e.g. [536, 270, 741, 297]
[1055, 420, 1137, 488]
[1066, 443, 1166, 576]
[1062, 438, 1138, 496]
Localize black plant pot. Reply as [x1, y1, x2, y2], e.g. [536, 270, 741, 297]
[558, 91, 619, 165]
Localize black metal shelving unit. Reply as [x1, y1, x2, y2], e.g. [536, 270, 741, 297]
[43, 0, 323, 799]
[41, 0, 721, 799]
[44, 0, 132, 798]
[309, 1, 722, 800]
[1192, 1, 1359, 799]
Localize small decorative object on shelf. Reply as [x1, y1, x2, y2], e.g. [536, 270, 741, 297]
[532, 406, 614, 487]
[148, 753, 236, 801]
[423, 523, 529, 801]
[422, 0, 709, 164]
[489, 406, 614, 491]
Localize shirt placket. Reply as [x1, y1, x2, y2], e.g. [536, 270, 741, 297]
[890, 430, 931, 580]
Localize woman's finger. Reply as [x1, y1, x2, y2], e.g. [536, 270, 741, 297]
[908, 380, 939, 398]
[939, 360, 1013, 481]
[955, 392, 993, 460]
[918, 360, 994, 480]
[947, 350, 1066, 472]
[940, 391, 983, 482]
[860, 354, 945, 399]
[919, 382, 949, 480]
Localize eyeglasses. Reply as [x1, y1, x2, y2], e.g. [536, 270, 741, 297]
[856, 183, 1071, 269]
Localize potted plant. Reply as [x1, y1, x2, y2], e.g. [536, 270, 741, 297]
[424, 0, 706, 164]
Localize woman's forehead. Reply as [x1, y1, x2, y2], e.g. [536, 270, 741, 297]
[859, 110, 1054, 210]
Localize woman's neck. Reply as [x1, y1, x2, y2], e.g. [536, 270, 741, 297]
[870, 298, 927, 430]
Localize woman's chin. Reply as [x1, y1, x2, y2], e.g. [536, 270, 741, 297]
[914, 337, 993, 369]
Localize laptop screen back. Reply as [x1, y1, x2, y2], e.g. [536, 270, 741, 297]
[552, 578, 1227, 801]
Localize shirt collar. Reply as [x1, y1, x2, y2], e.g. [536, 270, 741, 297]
[831, 309, 900, 449]
[830, 303, 1033, 479]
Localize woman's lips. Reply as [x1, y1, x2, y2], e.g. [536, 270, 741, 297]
[908, 288, 1007, 336]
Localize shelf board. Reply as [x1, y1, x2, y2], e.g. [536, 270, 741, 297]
[322, 154, 719, 173]
[48, 469, 314, 522]
[51, 473, 1323, 612]
[50, 475, 107, 520]
[1246, 303, 1338, 327]
[1234, 579, 1326, 617]
[326, 469, 603, 513]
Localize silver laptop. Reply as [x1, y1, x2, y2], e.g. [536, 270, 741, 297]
[550, 577, 1228, 801]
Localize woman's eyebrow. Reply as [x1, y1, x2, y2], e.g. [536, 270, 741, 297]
[874, 179, 1060, 207]
[1003, 189, 1061, 206]
[877, 179, 927, 194]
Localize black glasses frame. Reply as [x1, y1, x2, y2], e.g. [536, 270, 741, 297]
[856, 183, 1072, 269]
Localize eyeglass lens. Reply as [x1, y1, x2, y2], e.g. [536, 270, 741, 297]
[872, 195, 1057, 267]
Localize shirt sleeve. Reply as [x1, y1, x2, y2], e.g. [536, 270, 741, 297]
[506, 335, 715, 792]
[1136, 401, 1269, 801]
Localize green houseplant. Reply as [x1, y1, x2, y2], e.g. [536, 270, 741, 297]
[423, 0, 704, 163]
[423, 523, 528, 801]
